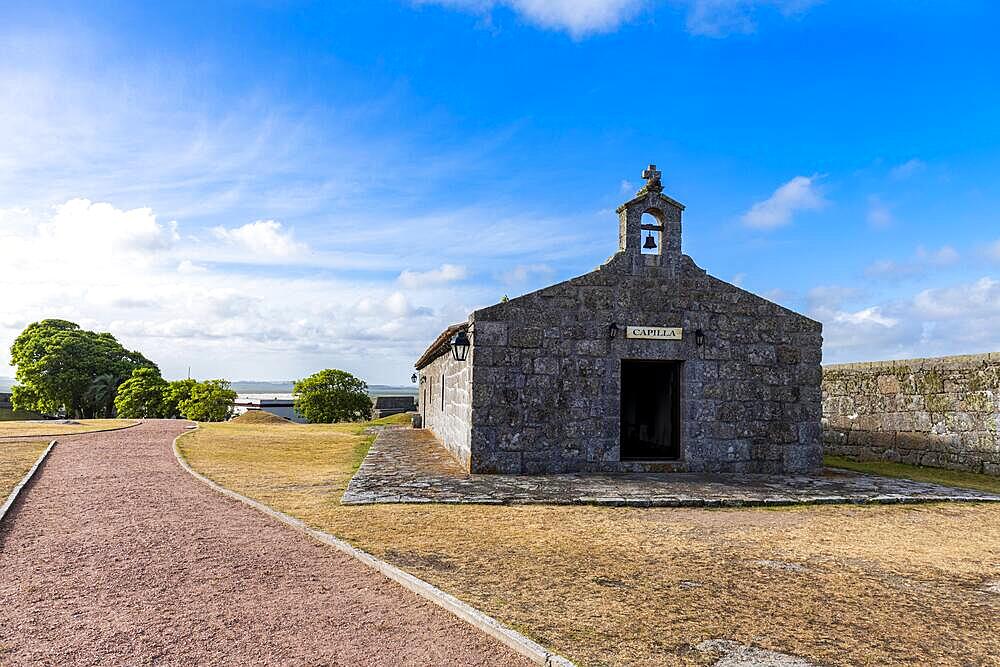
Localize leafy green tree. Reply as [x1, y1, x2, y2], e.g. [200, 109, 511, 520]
[178, 379, 237, 422]
[10, 384, 45, 416]
[293, 369, 372, 423]
[87, 373, 123, 418]
[10, 319, 158, 417]
[114, 367, 169, 418]
[161, 378, 197, 419]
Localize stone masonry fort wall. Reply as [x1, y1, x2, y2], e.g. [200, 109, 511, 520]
[419, 349, 473, 469]
[822, 353, 1000, 475]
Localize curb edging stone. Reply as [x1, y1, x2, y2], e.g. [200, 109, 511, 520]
[172, 427, 575, 667]
[344, 492, 1000, 507]
[0, 439, 56, 525]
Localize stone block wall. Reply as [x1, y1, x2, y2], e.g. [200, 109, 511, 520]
[467, 251, 823, 474]
[419, 346, 473, 469]
[823, 354, 1000, 474]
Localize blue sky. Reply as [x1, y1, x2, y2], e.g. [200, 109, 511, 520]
[1, 1, 999, 384]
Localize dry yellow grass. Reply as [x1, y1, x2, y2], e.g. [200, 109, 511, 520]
[0, 419, 137, 438]
[0, 440, 49, 500]
[179, 421, 1000, 667]
[229, 410, 294, 425]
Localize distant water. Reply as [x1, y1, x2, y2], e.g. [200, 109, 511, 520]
[237, 393, 294, 401]
[236, 387, 418, 403]
[232, 383, 416, 397]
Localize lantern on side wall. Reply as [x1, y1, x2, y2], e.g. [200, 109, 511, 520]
[451, 330, 471, 361]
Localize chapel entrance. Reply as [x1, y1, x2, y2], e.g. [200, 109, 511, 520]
[620, 360, 681, 460]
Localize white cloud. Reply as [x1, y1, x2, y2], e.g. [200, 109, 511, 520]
[866, 195, 893, 228]
[0, 198, 482, 383]
[40, 198, 178, 257]
[211, 220, 306, 259]
[685, 0, 820, 37]
[741, 175, 826, 229]
[415, 0, 646, 37]
[177, 259, 207, 274]
[832, 306, 897, 329]
[810, 276, 1000, 363]
[912, 277, 1000, 320]
[0, 30, 474, 228]
[864, 245, 960, 280]
[0, 206, 33, 232]
[0, 200, 179, 293]
[806, 285, 859, 311]
[0, 26, 633, 384]
[417, 0, 820, 37]
[984, 239, 1000, 262]
[817, 304, 909, 363]
[398, 263, 468, 288]
[510, 0, 645, 35]
[889, 158, 926, 180]
[501, 263, 554, 285]
[357, 291, 434, 318]
[386, 291, 434, 317]
[920, 245, 959, 265]
[864, 259, 902, 278]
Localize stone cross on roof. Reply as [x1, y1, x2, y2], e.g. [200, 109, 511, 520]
[638, 163, 663, 195]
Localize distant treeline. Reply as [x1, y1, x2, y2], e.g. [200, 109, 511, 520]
[7, 319, 398, 423]
[8, 319, 236, 421]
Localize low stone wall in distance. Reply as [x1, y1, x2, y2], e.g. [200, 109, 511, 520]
[823, 353, 1000, 475]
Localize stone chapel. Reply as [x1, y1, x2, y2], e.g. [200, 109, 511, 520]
[414, 165, 823, 474]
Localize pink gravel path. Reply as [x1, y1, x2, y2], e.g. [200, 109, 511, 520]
[0, 420, 533, 666]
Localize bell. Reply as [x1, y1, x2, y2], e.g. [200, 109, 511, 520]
[643, 231, 657, 250]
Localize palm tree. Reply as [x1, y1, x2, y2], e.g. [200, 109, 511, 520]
[87, 373, 121, 418]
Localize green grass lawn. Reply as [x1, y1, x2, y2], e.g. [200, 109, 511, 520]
[825, 456, 1000, 495]
[0, 407, 44, 421]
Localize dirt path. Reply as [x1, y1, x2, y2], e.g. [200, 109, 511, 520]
[0, 421, 532, 666]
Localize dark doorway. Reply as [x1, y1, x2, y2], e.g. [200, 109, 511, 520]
[620, 360, 681, 460]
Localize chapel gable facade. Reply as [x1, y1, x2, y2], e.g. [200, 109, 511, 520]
[415, 166, 823, 475]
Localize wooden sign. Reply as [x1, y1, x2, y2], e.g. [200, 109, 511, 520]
[625, 326, 682, 340]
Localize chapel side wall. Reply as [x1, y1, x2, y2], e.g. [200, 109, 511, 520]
[823, 354, 1000, 474]
[468, 255, 823, 474]
[420, 350, 473, 471]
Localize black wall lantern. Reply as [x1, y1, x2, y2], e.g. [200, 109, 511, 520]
[451, 330, 471, 361]
[695, 329, 706, 347]
[411, 372, 418, 383]
[608, 322, 619, 340]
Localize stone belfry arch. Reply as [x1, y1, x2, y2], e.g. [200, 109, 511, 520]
[616, 164, 685, 274]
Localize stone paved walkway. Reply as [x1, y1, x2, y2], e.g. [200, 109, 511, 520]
[0, 421, 531, 666]
[343, 427, 1000, 507]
